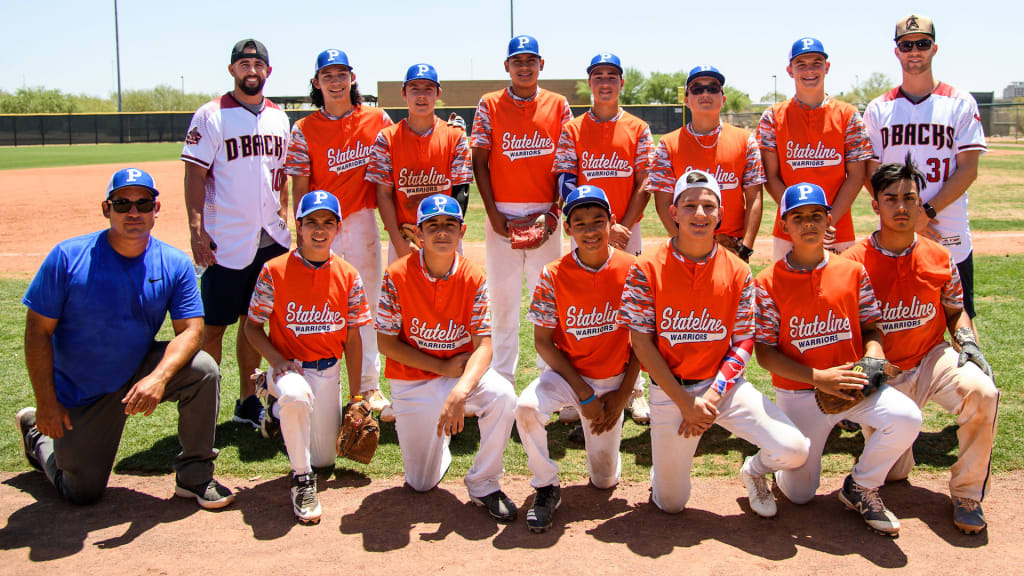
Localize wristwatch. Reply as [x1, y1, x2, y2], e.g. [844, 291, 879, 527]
[922, 202, 937, 219]
[737, 244, 754, 262]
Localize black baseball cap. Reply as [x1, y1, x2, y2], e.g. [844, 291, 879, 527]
[231, 39, 269, 65]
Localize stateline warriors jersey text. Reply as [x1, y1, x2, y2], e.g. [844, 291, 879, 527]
[284, 301, 347, 337]
[408, 318, 472, 351]
[580, 151, 633, 180]
[878, 296, 937, 334]
[683, 164, 740, 190]
[659, 307, 728, 344]
[788, 311, 852, 353]
[501, 131, 555, 161]
[785, 141, 842, 169]
[327, 141, 373, 174]
[397, 167, 452, 197]
[564, 303, 619, 340]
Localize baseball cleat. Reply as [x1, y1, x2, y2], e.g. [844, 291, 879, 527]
[233, 395, 265, 429]
[527, 484, 561, 533]
[259, 398, 280, 439]
[627, 389, 651, 425]
[470, 489, 518, 523]
[291, 472, 322, 525]
[175, 479, 235, 510]
[378, 405, 396, 423]
[839, 475, 899, 536]
[15, 407, 43, 472]
[364, 389, 391, 412]
[558, 405, 580, 424]
[740, 456, 777, 518]
[952, 496, 987, 534]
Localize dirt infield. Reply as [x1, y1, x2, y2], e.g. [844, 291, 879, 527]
[2, 161, 1023, 278]
[2, 470, 1022, 575]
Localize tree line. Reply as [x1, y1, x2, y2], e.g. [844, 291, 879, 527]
[0, 85, 218, 114]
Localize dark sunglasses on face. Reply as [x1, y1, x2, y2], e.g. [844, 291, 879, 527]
[897, 39, 933, 52]
[688, 84, 722, 95]
[107, 198, 156, 213]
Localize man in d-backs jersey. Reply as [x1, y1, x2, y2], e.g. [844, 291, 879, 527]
[515, 186, 642, 533]
[470, 34, 573, 383]
[245, 191, 371, 525]
[758, 38, 872, 261]
[844, 156, 998, 534]
[182, 39, 291, 429]
[285, 49, 394, 420]
[754, 183, 921, 536]
[551, 52, 653, 425]
[618, 170, 808, 518]
[376, 195, 518, 523]
[651, 65, 764, 263]
[863, 14, 987, 321]
[367, 63, 472, 265]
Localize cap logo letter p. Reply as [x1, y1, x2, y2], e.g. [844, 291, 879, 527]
[126, 168, 142, 182]
[802, 38, 814, 50]
[517, 36, 530, 49]
[417, 64, 429, 77]
[797, 184, 814, 200]
[327, 49, 339, 60]
[315, 191, 329, 205]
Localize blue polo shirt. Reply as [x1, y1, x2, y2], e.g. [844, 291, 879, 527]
[23, 231, 204, 408]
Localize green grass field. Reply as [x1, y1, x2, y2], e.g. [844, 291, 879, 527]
[0, 142, 1020, 484]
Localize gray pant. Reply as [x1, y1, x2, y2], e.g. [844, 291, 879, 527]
[34, 342, 221, 505]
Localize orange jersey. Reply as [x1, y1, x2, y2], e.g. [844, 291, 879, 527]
[528, 249, 636, 379]
[378, 254, 490, 381]
[285, 107, 392, 218]
[843, 236, 953, 370]
[259, 251, 371, 363]
[764, 98, 862, 243]
[630, 243, 752, 381]
[654, 124, 753, 238]
[554, 111, 651, 220]
[367, 117, 471, 226]
[755, 256, 874, 390]
[474, 88, 570, 205]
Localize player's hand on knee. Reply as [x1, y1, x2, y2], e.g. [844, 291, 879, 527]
[122, 375, 167, 416]
[437, 391, 468, 437]
[36, 402, 72, 438]
[439, 352, 472, 378]
[271, 359, 305, 378]
[812, 364, 866, 400]
[677, 396, 718, 437]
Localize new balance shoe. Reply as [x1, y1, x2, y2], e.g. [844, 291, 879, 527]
[291, 472, 322, 525]
[627, 389, 651, 425]
[952, 496, 986, 534]
[233, 395, 265, 429]
[527, 484, 561, 533]
[739, 456, 777, 518]
[260, 397, 280, 439]
[174, 479, 235, 510]
[838, 474, 899, 536]
[470, 489, 518, 523]
[15, 407, 43, 471]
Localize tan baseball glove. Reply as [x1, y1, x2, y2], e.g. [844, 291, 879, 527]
[337, 401, 380, 464]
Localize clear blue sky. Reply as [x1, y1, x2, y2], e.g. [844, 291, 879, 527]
[1, 0, 1017, 103]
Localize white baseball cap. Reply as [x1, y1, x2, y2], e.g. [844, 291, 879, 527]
[672, 170, 722, 204]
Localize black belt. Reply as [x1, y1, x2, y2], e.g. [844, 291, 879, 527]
[301, 358, 338, 370]
[652, 378, 704, 388]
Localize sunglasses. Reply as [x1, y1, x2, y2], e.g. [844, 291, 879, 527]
[688, 84, 722, 95]
[897, 39, 933, 53]
[107, 198, 156, 213]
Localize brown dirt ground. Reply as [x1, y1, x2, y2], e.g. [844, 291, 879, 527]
[3, 161, 1023, 573]
[2, 470, 1022, 575]
[1, 161, 1023, 279]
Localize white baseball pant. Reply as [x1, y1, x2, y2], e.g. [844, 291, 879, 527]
[876, 344, 999, 501]
[269, 364, 343, 474]
[485, 210, 563, 383]
[331, 207, 382, 394]
[515, 370, 626, 490]
[772, 238, 855, 262]
[391, 369, 516, 498]
[649, 377, 810, 514]
[773, 384, 922, 504]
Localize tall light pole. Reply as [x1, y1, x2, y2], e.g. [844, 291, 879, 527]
[114, 0, 123, 112]
[510, 0, 514, 37]
[772, 74, 777, 105]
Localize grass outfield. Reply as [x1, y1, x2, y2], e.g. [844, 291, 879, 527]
[0, 142, 181, 170]
[1, 254, 1020, 481]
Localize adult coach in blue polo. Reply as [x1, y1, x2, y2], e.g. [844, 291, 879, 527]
[17, 168, 234, 509]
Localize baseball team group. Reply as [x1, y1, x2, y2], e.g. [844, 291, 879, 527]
[17, 12, 1000, 539]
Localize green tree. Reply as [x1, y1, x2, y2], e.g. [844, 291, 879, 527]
[0, 86, 78, 113]
[575, 80, 591, 102]
[644, 71, 688, 104]
[620, 67, 647, 105]
[835, 72, 894, 106]
[722, 86, 752, 113]
[758, 91, 787, 106]
[121, 84, 217, 112]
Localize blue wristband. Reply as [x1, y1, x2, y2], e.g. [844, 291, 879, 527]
[579, 392, 596, 406]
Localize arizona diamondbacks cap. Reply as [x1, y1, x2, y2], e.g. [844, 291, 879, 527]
[895, 14, 935, 40]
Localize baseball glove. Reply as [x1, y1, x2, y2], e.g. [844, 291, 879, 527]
[400, 223, 421, 249]
[337, 401, 379, 464]
[508, 211, 558, 250]
[815, 357, 900, 415]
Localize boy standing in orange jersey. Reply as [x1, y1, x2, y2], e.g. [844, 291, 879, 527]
[754, 182, 921, 536]
[651, 65, 764, 263]
[470, 35, 573, 383]
[618, 170, 809, 518]
[515, 186, 641, 533]
[758, 39, 872, 261]
[843, 156, 997, 534]
[285, 49, 393, 420]
[367, 64, 472, 264]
